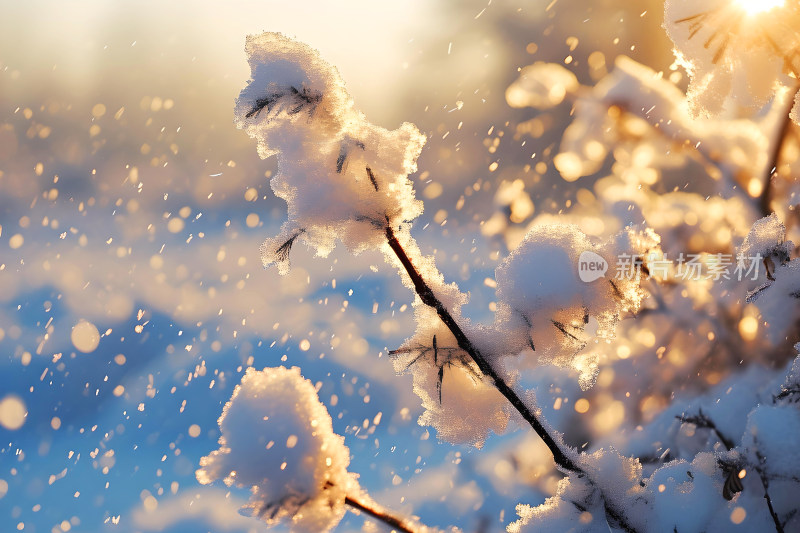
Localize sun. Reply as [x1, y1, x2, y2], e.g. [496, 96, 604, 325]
[734, 0, 785, 16]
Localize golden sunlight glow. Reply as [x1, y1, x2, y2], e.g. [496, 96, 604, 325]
[592, 400, 625, 432]
[739, 316, 759, 341]
[747, 177, 763, 197]
[574, 398, 590, 414]
[730, 506, 747, 525]
[735, 0, 784, 16]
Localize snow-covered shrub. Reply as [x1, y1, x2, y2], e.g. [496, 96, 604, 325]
[198, 12, 800, 531]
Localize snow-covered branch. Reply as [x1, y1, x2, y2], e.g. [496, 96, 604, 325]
[201, 11, 800, 532]
[196, 366, 431, 532]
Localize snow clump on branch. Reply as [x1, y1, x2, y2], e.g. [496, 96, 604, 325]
[510, 348, 800, 532]
[551, 55, 770, 182]
[494, 223, 660, 389]
[196, 366, 356, 532]
[235, 32, 426, 274]
[390, 304, 517, 448]
[739, 214, 800, 343]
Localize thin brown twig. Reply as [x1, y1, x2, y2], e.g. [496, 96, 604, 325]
[760, 83, 800, 217]
[385, 224, 576, 470]
[384, 223, 639, 533]
[345, 493, 417, 533]
[676, 409, 735, 450]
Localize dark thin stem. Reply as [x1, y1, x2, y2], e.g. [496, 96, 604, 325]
[385, 224, 576, 471]
[711, 427, 734, 451]
[366, 166, 379, 191]
[760, 84, 800, 217]
[384, 224, 638, 533]
[676, 410, 735, 450]
[760, 474, 785, 533]
[345, 493, 417, 533]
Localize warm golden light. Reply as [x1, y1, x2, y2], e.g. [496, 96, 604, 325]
[735, 0, 784, 15]
[574, 398, 590, 414]
[739, 316, 759, 341]
[730, 506, 747, 525]
[747, 177, 763, 197]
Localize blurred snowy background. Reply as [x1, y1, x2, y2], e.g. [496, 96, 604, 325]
[0, 0, 686, 531]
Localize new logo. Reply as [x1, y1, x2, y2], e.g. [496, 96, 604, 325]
[578, 251, 608, 282]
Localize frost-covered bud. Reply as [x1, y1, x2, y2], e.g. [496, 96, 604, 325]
[196, 366, 356, 533]
[664, 0, 800, 119]
[236, 32, 426, 274]
[494, 224, 658, 388]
